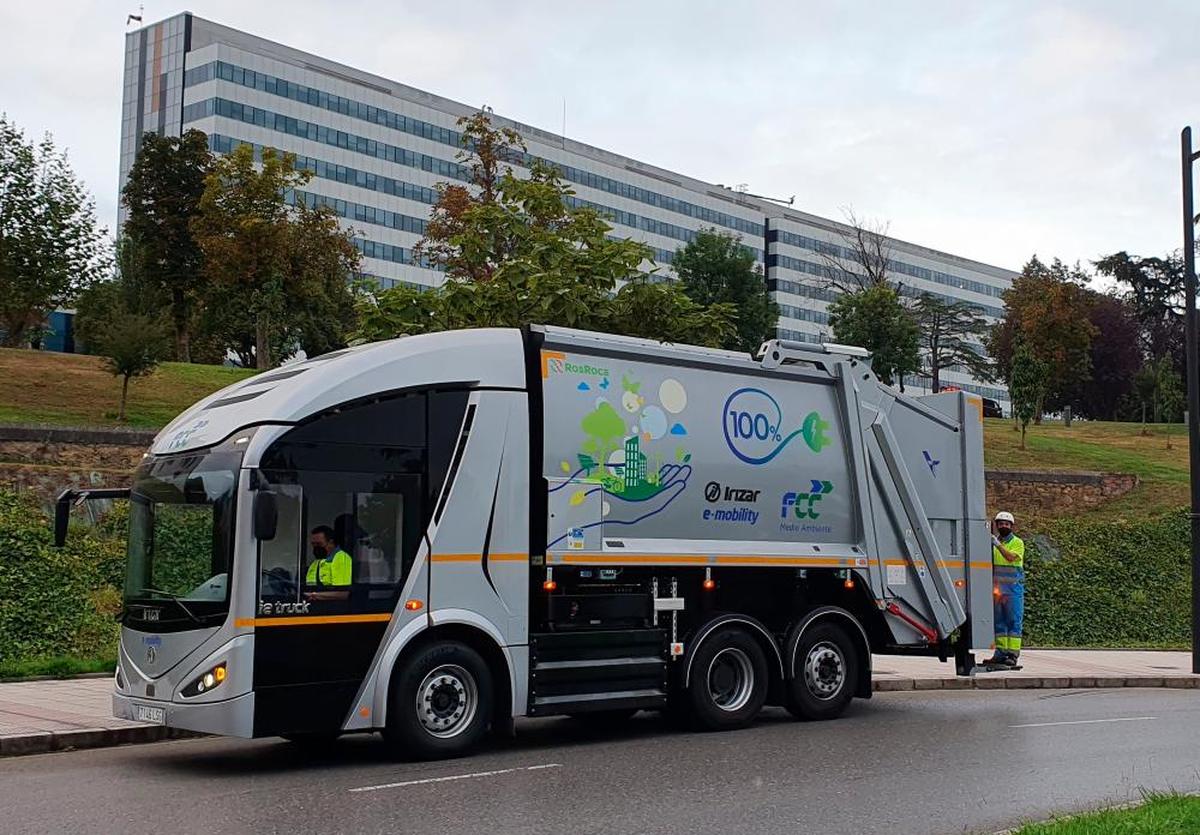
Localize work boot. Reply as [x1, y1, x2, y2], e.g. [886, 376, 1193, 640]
[984, 652, 1007, 666]
[1001, 652, 1020, 667]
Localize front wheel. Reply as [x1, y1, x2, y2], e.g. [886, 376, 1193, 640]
[685, 627, 769, 731]
[384, 640, 493, 760]
[785, 622, 859, 721]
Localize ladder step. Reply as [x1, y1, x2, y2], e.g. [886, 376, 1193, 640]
[529, 689, 668, 716]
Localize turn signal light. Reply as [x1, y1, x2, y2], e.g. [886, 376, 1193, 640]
[843, 578, 855, 590]
[543, 580, 558, 591]
[404, 599, 424, 611]
[954, 579, 966, 589]
[702, 578, 716, 591]
[993, 586, 1001, 597]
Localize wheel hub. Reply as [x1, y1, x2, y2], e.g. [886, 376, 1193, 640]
[803, 641, 845, 700]
[706, 647, 755, 712]
[416, 664, 478, 738]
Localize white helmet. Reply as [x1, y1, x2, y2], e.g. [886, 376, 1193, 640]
[994, 511, 1015, 524]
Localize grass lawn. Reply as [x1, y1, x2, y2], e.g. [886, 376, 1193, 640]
[985, 418, 1189, 522]
[1016, 794, 1200, 834]
[0, 348, 256, 428]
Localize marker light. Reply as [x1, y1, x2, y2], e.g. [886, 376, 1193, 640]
[543, 580, 558, 591]
[702, 578, 716, 591]
[993, 586, 1001, 598]
[404, 599, 424, 611]
[954, 579, 966, 589]
[843, 578, 855, 590]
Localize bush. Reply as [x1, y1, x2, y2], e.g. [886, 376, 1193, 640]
[0, 491, 125, 665]
[1025, 510, 1190, 648]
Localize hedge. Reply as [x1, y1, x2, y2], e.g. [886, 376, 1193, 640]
[1024, 509, 1191, 648]
[0, 491, 125, 665]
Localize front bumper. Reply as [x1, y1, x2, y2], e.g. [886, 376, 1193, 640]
[114, 690, 255, 738]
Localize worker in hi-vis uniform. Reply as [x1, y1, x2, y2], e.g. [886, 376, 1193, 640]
[306, 525, 352, 587]
[987, 511, 1025, 667]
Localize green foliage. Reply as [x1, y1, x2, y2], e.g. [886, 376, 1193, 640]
[911, 292, 993, 392]
[121, 129, 213, 361]
[0, 491, 125, 666]
[1133, 355, 1183, 425]
[92, 306, 171, 421]
[145, 504, 216, 596]
[354, 111, 735, 348]
[674, 228, 778, 353]
[0, 655, 116, 681]
[828, 284, 920, 387]
[0, 115, 106, 347]
[1010, 341, 1048, 448]
[194, 143, 361, 368]
[1024, 511, 1191, 648]
[989, 256, 1096, 412]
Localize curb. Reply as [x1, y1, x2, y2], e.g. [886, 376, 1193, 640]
[873, 675, 1200, 692]
[0, 726, 204, 757]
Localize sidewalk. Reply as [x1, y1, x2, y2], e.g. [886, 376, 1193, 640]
[2, 650, 1197, 756]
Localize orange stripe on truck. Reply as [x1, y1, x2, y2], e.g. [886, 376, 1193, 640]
[234, 613, 392, 628]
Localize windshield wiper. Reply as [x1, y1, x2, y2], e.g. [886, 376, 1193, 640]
[139, 587, 204, 626]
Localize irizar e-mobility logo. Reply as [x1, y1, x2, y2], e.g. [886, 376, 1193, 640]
[723, 387, 832, 465]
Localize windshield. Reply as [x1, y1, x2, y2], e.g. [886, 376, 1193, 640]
[124, 449, 242, 631]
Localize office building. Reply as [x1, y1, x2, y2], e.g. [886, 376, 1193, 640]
[120, 12, 1014, 403]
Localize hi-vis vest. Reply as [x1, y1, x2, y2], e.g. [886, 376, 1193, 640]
[306, 549, 352, 586]
[992, 534, 1025, 586]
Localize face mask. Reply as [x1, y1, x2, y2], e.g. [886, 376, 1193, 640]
[997, 527, 1011, 538]
[312, 545, 329, 559]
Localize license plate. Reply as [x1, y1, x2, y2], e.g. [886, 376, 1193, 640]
[135, 704, 165, 725]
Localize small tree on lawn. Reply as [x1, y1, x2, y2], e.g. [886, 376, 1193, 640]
[95, 308, 169, 421]
[1009, 341, 1047, 451]
[828, 283, 920, 388]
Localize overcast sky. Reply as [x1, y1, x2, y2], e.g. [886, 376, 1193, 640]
[2, 0, 1197, 273]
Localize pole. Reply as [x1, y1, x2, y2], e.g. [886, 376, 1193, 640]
[1182, 127, 1200, 673]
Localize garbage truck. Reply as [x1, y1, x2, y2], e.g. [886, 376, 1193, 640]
[55, 325, 993, 759]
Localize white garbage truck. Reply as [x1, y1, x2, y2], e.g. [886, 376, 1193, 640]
[56, 325, 993, 759]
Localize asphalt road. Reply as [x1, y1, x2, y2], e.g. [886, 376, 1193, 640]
[3, 689, 1199, 835]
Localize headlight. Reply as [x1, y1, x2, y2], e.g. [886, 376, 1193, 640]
[181, 663, 227, 697]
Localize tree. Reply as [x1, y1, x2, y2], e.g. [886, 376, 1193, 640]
[91, 306, 169, 421]
[193, 144, 360, 368]
[815, 209, 894, 292]
[988, 256, 1096, 416]
[0, 116, 105, 347]
[1134, 355, 1184, 432]
[1009, 341, 1047, 451]
[1071, 294, 1142, 421]
[828, 284, 920, 388]
[673, 229, 777, 353]
[1095, 251, 1186, 373]
[356, 112, 735, 347]
[911, 293, 993, 393]
[121, 129, 213, 362]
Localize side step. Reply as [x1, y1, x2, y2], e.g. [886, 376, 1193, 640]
[528, 629, 669, 716]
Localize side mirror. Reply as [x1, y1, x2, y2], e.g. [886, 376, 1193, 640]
[253, 491, 278, 541]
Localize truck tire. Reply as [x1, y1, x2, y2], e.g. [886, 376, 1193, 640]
[384, 640, 493, 760]
[785, 621, 858, 721]
[685, 627, 769, 731]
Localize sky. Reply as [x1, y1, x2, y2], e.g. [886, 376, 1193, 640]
[1, 0, 1197, 274]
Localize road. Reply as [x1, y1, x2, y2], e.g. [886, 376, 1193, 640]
[3, 688, 1199, 835]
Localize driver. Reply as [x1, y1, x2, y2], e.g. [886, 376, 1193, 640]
[305, 525, 352, 588]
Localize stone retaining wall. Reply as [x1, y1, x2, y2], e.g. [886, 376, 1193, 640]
[0, 424, 153, 506]
[985, 469, 1139, 516]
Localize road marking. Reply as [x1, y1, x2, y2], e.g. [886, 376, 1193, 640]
[1009, 716, 1157, 729]
[349, 762, 563, 793]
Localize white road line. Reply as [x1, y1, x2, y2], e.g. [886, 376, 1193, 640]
[1009, 716, 1157, 729]
[349, 762, 563, 793]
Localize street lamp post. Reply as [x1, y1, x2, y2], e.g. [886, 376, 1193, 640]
[1183, 127, 1200, 674]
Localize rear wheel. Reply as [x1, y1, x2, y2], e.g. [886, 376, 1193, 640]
[785, 621, 859, 721]
[685, 627, 768, 731]
[384, 640, 493, 760]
